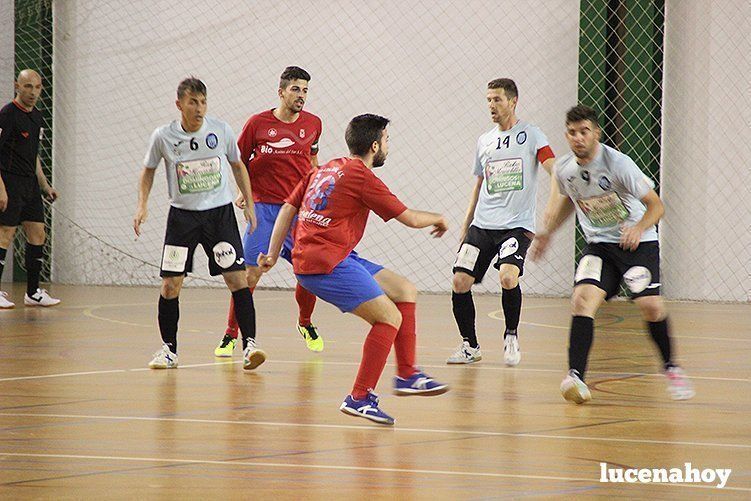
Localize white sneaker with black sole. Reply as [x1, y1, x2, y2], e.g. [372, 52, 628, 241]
[24, 288, 61, 307]
[446, 341, 482, 364]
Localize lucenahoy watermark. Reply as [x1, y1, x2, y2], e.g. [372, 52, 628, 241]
[599, 462, 731, 489]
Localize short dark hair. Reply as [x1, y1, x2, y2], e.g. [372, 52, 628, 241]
[177, 77, 206, 99]
[566, 104, 600, 127]
[345, 114, 390, 156]
[488, 78, 518, 100]
[279, 66, 311, 88]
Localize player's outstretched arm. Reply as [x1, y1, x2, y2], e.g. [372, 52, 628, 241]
[258, 203, 297, 272]
[133, 167, 155, 237]
[530, 183, 575, 262]
[396, 209, 448, 238]
[229, 160, 256, 234]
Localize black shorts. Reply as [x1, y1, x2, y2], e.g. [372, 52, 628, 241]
[160, 203, 245, 277]
[574, 241, 661, 300]
[452, 225, 532, 284]
[0, 171, 45, 226]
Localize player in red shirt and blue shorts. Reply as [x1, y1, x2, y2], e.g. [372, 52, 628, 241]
[258, 114, 450, 425]
[215, 67, 325, 357]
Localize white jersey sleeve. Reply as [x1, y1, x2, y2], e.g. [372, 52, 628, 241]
[143, 127, 164, 169]
[472, 136, 483, 177]
[224, 122, 240, 164]
[614, 154, 654, 200]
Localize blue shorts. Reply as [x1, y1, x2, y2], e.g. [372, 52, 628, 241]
[295, 252, 385, 313]
[243, 202, 294, 266]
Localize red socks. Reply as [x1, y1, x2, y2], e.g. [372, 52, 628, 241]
[394, 302, 417, 378]
[351, 322, 398, 399]
[295, 283, 317, 326]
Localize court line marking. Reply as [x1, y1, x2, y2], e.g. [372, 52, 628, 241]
[487, 309, 751, 342]
[0, 453, 748, 492]
[0, 358, 747, 383]
[0, 411, 749, 450]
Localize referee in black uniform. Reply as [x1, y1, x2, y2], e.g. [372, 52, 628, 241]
[0, 69, 60, 308]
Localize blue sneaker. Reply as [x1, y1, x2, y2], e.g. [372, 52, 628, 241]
[339, 391, 395, 425]
[393, 370, 449, 396]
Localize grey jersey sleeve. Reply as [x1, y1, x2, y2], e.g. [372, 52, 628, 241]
[533, 127, 551, 166]
[143, 128, 163, 169]
[615, 155, 654, 200]
[472, 136, 483, 177]
[224, 123, 240, 164]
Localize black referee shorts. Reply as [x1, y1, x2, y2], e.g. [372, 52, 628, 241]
[0, 171, 45, 226]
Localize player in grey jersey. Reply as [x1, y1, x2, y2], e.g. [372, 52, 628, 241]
[133, 77, 266, 371]
[448, 78, 556, 367]
[531, 104, 694, 404]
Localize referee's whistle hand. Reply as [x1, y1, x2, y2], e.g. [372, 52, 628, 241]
[45, 187, 58, 202]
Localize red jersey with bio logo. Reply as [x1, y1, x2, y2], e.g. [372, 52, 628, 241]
[285, 157, 407, 275]
[237, 109, 322, 203]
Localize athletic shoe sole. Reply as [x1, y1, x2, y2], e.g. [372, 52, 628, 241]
[561, 384, 591, 404]
[393, 384, 449, 397]
[446, 356, 481, 365]
[339, 404, 395, 425]
[243, 350, 267, 370]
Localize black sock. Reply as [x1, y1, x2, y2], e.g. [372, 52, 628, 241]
[502, 285, 522, 337]
[648, 318, 674, 370]
[569, 316, 594, 380]
[0, 247, 6, 280]
[452, 290, 478, 348]
[25, 244, 44, 296]
[232, 288, 256, 350]
[158, 295, 179, 353]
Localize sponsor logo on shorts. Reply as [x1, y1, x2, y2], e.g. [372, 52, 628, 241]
[623, 266, 651, 293]
[212, 241, 238, 269]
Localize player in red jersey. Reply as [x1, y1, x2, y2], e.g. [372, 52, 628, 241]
[258, 114, 450, 425]
[214, 66, 325, 357]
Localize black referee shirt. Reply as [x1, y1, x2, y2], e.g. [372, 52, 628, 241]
[0, 100, 43, 177]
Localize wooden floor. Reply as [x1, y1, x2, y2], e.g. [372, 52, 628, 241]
[0, 283, 749, 499]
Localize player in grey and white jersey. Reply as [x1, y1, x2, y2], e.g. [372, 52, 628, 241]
[532, 104, 694, 404]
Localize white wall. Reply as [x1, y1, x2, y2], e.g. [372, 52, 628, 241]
[662, 0, 751, 301]
[51, 0, 580, 294]
[0, 0, 13, 283]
